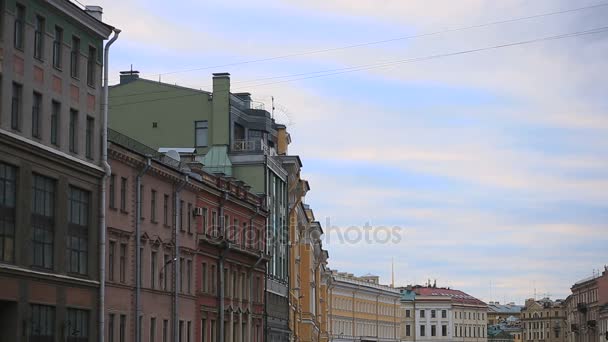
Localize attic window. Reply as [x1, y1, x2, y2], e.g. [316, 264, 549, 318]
[152, 122, 158, 128]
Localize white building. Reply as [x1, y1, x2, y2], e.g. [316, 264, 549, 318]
[400, 285, 488, 342]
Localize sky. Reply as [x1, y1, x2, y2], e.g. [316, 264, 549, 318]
[96, 0, 608, 304]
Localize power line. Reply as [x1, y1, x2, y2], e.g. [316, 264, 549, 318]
[120, 1, 608, 81]
[108, 25, 608, 108]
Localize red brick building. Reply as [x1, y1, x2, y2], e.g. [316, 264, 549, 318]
[105, 130, 268, 342]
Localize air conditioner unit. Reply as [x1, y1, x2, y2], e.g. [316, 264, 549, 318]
[193, 207, 204, 216]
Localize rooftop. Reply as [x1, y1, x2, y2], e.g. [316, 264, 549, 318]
[488, 303, 524, 314]
[415, 286, 487, 306]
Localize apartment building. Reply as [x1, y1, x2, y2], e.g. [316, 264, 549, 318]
[329, 271, 402, 342]
[109, 71, 291, 341]
[0, 0, 114, 340]
[399, 285, 488, 342]
[105, 130, 269, 342]
[565, 267, 608, 342]
[521, 297, 567, 342]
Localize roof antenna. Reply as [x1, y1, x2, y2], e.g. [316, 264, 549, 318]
[271, 96, 276, 119]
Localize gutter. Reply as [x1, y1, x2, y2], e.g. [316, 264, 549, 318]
[173, 175, 188, 342]
[99, 28, 120, 342]
[218, 189, 229, 342]
[135, 158, 151, 342]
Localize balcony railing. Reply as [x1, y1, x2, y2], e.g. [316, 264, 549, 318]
[232, 139, 270, 154]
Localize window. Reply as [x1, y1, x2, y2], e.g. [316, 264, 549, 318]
[151, 251, 157, 289]
[53, 26, 63, 68]
[34, 15, 45, 60]
[71, 36, 80, 78]
[202, 208, 208, 234]
[139, 185, 144, 219]
[202, 319, 207, 342]
[186, 259, 192, 293]
[195, 121, 208, 147]
[32, 92, 42, 138]
[108, 314, 115, 342]
[179, 200, 184, 231]
[31, 174, 55, 269]
[120, 177, 127, 211]
[66, 308, 89, 342]
[31, 304, 55, 341]
[87, 46, 96, 87]
[150, 317, 156, 342]
[85, 117, 94, 159]
[162, 320, 168, 342]
[109, 175, 116, 209]
[163, 254, 169, 290]
[69, 109, 78, 153]
[120, 315, 126, 342]
[406, 324, 411, 337]
[211, 211, 217, 236]
[187, 321, 191, 342]
[179, 320, 184, 342]
[202, 262, 208, 293]
[179, 257, 184, 292]
[442, 325, 447, 337]
[14, 4, 25, 49]
[431, 325, 436, 336]
[211, 265, 216, 294]
[51, 101, 60, 145]
[108, 241, 115, 281]
[420, 325, 426, 337]
[163, 195, 169, 225]
[119, 243, 126, 283]
[420, 310, 425, 318]
[406, 309, 410, 318]
[442, 310, 447, 318]
[187, 203, 192, 233]
[11, 83, 22, 130]
[431, 310, 436, 318]
[67, 187, 89, 275]
[151, 190, 157, 222]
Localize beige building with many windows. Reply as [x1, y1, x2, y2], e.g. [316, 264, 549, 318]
[329, 271, 401, 341]
[521, 298, 568, 342]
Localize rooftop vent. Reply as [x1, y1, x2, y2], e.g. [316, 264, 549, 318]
[85, 5, 103, 21]
[120, 69, 140, 84]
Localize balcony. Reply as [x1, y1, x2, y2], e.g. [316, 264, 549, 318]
[577, 303, 587, 313]
[232, 139, 269, 154]
[587, 320, 596, 329]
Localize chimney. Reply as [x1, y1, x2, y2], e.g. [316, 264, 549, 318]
[211, 73, 230, 146]
[85, 5, 103, 21]
[120, 70, 140, 84]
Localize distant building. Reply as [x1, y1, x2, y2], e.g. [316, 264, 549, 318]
[521, 297, 567, 342]
[565, 267, 608, 342]
[399, 285, 488, 342]
[488, 302, 524, 325]
[329, 271, 402, 341]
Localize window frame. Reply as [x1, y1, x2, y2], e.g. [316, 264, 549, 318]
[31, 174, 56, 269]
[194, 120, 208, 147]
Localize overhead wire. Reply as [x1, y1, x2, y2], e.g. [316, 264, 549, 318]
[108, 25, 608, 109]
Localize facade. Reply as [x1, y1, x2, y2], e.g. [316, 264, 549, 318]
[566, 267, 608, 342]
[329, 271, 402, 341]
[521, 298, 568, 342]
[400, 285, 488, 342]
[0, 1, 113, 341]
[109, 71, 291, 340]
[105, 130, 269, 342]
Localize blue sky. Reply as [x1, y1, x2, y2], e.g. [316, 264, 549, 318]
[98, 0, 608, 303]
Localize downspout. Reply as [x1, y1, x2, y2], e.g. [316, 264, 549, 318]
[135, 158, 151, 342]
[218, 190, 229, 342]
[99, 28, 120, 342]
[173, 176, 188, 342]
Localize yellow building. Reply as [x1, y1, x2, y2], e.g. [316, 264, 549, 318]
[329, 271, 402, 341]
[278, 126, 330, 341]
[521, 298, 568, 342]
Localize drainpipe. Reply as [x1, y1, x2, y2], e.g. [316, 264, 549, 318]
[218, 190, 228, 342]
[99, 28, 120, 342]
[173, 176, 188, 342]
[135, 158, 151, 342]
